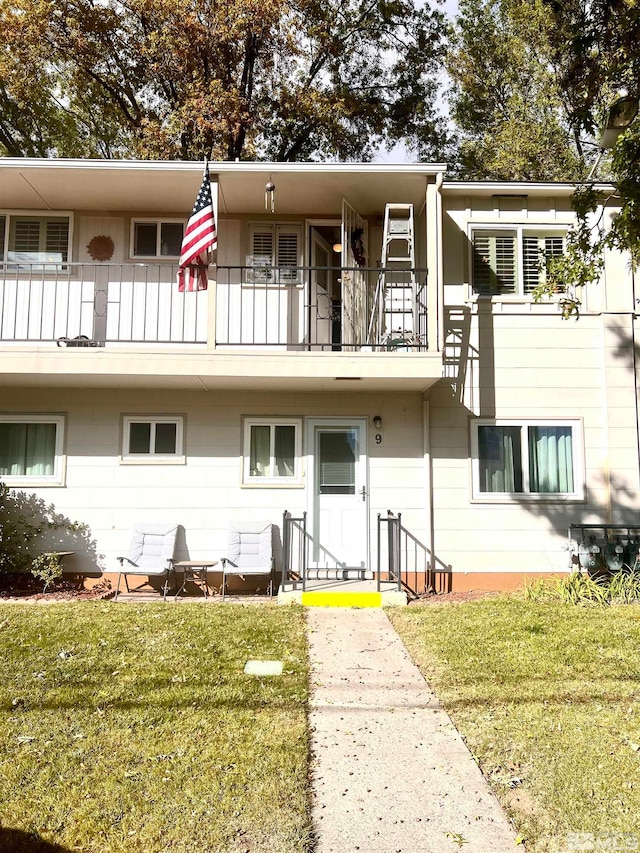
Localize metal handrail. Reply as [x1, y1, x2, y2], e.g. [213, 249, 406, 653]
[282, 511, 307, 590]
[1, 260, 429, 350]
[377, 510, 433, 596]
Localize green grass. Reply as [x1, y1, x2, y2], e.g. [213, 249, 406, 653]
[388, 598, 640, 853]
[0, 602, 311, 853]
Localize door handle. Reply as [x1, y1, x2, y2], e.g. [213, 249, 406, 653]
[360, 486, 367, 502]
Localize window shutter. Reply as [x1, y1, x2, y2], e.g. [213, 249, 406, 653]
[523, 235, 564, 294]
[472, 233, 516, 295]
[314, 242, 329, 291]
[276, 228, 300, 284]
[248, 228, 274, 282]
[14, 220, 40, 254]
[45, 219, 69, 262]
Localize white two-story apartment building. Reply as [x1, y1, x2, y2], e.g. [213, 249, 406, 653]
[0, 158, 638, 594]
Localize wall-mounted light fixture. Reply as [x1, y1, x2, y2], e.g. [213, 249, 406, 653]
[332, 242, 342, 253]
[373, 415, 382, 429]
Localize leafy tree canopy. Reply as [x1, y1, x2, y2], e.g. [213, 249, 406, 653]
[536, 0, 640, 315]
[0, 0, 449, 162]
[446, 0, 586, 180]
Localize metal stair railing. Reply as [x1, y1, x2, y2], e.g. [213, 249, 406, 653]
[377, 511, 433, 597]
[282, 511, 308, 590]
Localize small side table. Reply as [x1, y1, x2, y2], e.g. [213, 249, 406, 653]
[174, 560, 218, 599]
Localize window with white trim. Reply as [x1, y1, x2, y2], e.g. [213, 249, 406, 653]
[0, 214, 71, 266]
[471, 226, 566, 296]
[0, 415, 66, 485]
[242, 418, 302, 485]
[122, 416, 185, 462]
[131, 220, 185, 258]
[247, 223, 302, 284]
[471, 419, 582, 499]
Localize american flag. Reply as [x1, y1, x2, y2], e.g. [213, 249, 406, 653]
[177, 165, 217, 292]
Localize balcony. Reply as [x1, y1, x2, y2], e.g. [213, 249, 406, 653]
[0, 262, 429, 350]
[0, 262, 442, 392]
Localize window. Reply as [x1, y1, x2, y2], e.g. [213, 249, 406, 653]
[247, 223, 302, 284]
[0, 214, 71, 266]
[0, 415, 66, 485]
[122, 416, 185, 462]
[471, 419, 582, 500]
[242, 418, 302, 485]
[131, 220, 185, 258]
[471, 227, 565, 296]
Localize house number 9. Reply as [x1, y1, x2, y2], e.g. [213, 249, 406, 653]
[375, 433, 382, 445]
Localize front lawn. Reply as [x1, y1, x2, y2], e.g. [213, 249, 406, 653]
[388, 598, 640, 853]
[0, 602, 311, 853]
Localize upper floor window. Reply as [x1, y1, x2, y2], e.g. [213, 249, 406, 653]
[131, 220, 185, 259]
[0, 414, 66, 486]
[471, 419, 583, 500]
[247, 223, 302, 284]
[0, 214, 71, 266]
[471, 226, 565, 296]
[121, 416, 185, 463]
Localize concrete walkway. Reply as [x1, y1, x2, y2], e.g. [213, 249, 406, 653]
[307, 607, 520, 853]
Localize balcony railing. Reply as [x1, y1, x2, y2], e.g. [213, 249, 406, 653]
[0, 262, 428, 351]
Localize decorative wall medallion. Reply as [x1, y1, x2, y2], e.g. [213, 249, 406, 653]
[87, 235, 115, 262]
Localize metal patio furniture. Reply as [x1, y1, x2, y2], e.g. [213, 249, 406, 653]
[221, 521, 275, 600]
[115, 522, 179, 601]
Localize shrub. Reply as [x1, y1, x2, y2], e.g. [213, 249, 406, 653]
[0, 481, 93, 589]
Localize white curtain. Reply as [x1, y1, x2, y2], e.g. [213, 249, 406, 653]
[0, 423, 55, 476]
[529, 426, 573, 493]
[250, 425, 270, 476]
[274, 425, 295, 477]
[478, 426, 522, 492]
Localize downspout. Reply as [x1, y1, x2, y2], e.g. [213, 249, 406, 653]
[423, 397, 434, 594]
[633, 266, 640, 514]
[435, 171, 444, 352]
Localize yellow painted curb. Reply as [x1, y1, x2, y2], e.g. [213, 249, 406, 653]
[300, 591, 383, 608]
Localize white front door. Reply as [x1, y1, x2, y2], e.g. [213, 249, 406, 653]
[307, 418, 369, 571]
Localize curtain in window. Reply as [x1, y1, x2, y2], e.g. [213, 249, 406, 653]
[478, 425, 522, 492]
[0, 423, 55, 476]
[250, 425, 271, 476]
[273, 425, 295, 476]
[529, 426, 573, 493]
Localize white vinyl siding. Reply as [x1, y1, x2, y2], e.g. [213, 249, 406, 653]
[242, 417, 303, 485]
[471, 419, 583, 501]
[247, 224, 302, 284]
[0, 414, 66, 486]
[121, 416, 185, 463]
[471, 227, 566, 296]
[3, 215, 71, 265]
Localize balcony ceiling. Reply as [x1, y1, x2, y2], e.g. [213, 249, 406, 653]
[0, 159, 445, 217]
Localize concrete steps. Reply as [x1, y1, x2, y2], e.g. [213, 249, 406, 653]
[278, 579, 406, 608]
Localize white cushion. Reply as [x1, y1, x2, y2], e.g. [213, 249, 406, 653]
[125, 522, 178, 575]
[226, 521, 272, 575]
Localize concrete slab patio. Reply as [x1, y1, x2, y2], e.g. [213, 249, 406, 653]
[307, 607, 520, 853]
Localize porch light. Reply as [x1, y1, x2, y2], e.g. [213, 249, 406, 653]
[265, 178, 275, 213]
[588, 91, 639, 179]
[332, 242, 342, 253]
[599, 94, 639, 148]
[373, 416, 382, 429]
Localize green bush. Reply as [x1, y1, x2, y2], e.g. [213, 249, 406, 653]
[0, 481, 92, 588]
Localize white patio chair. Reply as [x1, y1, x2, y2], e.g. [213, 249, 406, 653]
[221, 521, 275, 600]
[115, 522, 178, 601]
